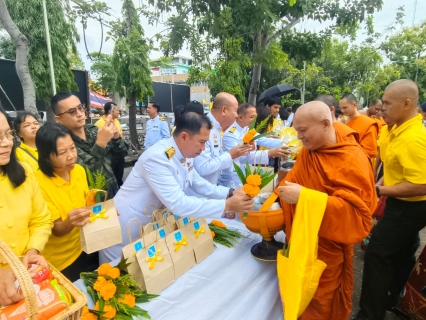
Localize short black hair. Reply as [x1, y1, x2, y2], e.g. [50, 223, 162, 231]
[264, 96, 281, 108]
[255, 106, 274, 134]
[36, 122, 74, 177]
[341, 93, 357, 104]
[174, 102, 204, 125]
[13, 111, 40, 140]
[279, 107, 289, 120]
[174, 105, 185, 119]
[335, 108, 343, 118]
[0, 106, 26, 188]
[173, 111, 213, 137]
[150, 103, 160, 112]
[292, 103, 302, 113]
[370, 99, 382, 105]
[104, 102, 117, 115]
[421, 102, 426, 112]
[237, 103, 255, 116]
[50, 92, 76, 115]
[315, 94, 339, 110]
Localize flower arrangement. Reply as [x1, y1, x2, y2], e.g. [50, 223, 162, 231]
[280, 127, 302, 160]
[233, 161, 277, 218]
[208, 219, 245, 248]
[80, 260, 157, 320]
[242, 115, 273, 144]
[85, 168, 110, 206]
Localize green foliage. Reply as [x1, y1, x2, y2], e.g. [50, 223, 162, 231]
[0, 34, 14, 59]
[208, 224, 244, 248]
[89, 52, 116, 93]
[68, 51, 85, 70]
[5, 0, 78, 101]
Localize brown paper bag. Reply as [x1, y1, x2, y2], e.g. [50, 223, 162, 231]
[80, 199, 122, 254]
[165, 228, 196, 278]
[175, 216, 192, 229]
[251, 151, 275, 193]
[121, 218, 144, 280]
[187, 218, 214, 264]
[135, 241, 174, 294]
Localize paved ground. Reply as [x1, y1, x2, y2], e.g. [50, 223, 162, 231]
[122, 157, 426, 319]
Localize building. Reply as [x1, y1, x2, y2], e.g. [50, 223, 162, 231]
[150, 55, 211, 102]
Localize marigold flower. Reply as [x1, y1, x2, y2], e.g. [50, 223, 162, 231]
[93, 276, 107, 292]
[99, 281, 116, 301]
[210, 230, 215, 238]
[246, 174, 262, 186]
[243, 129, 257, 144]
[107, 267, 120, 279]
[97, 263, 113, 277]
[81, 306, 97, 320]
[94, 301, 117, 319]
[118, 293, 136, 307]
[243, 183, 260, 198]
[211, 220, 227, 229]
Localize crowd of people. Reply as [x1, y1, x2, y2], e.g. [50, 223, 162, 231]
[0, 78, 426, 320]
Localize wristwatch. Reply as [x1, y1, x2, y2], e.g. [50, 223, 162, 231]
[376, 185, 381, 198]
[227, 188, 234, 199]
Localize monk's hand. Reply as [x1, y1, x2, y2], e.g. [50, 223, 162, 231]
[278, 181, 302, 204]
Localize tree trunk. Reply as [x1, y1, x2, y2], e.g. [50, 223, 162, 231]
[128, 94, 139, 149]
[248, 26, 269, 105]
[45, 103, 55, 122]
[0, 0, 37, 114]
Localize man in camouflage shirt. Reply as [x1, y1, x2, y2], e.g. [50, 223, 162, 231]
[52, 92, 128, 199]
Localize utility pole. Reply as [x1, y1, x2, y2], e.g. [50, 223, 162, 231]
[42, 0, 56, 95]
[301, 61, 306, 104]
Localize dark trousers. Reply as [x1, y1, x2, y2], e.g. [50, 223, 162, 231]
[359, 197, 426, 320]
[60, 251, 99, 282]
[268, 157, 279, 173]
[111, 156, 125, 186]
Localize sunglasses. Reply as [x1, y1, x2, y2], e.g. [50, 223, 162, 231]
[56, 104, 86, 116]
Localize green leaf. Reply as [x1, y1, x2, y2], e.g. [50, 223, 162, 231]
[255, 115, 271, 133]
[259, 172, 277, 189]
[85, 167, 95, 189]
[249, 115, 257, 130]
[252, 131, 275, 141]
[244, 160, 251, 178]
[233, 162, 246, 185]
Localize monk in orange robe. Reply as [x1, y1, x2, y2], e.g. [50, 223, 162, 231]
[339, 94, 379, 158]
[277, 101, 377, 320]
[315, 94, 360, 144]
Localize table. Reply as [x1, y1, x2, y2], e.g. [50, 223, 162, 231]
[74, 219, 285, 320]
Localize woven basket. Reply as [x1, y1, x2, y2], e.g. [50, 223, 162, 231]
[0, 239, 87, 320]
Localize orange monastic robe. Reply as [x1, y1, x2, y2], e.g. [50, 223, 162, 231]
[333, 121, 359, 144]
[276, 131, 377, 320]
[371, 116, 386, 131]
[346, 115, 379, 158]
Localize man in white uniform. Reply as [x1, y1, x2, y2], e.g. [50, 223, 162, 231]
[100, 111, 254, 263]
[219, 103, 289, 187]
[144, 102, 170, 149]
[193, 92, 252, 185]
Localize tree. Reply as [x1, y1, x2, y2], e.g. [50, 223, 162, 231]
[0, 0, 37, 113]
[149, 0, 383, 104]
[111, 0, 153, 149]
[0, 33, 14, 60]
[89, 52, 116, 93]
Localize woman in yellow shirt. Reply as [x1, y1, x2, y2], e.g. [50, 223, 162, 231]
[35, 122, 98, 281]
[14, 111, 40, 172]
[0, 107, 52, 306]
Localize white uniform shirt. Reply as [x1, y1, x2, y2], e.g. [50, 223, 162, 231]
[99, 137, 229, 263]
[144, 115, 170, 149]
[218, 121, 282, 187]
[193, 113, 233, 184]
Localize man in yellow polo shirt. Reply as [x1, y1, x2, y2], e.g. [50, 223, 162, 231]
[95, 102, 125, 186]
[356, 79, 426, 320]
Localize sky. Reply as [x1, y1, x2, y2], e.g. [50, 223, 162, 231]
[76, 0, 426, 70]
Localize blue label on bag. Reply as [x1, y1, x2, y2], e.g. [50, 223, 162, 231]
[92, 204, 102, 214]
[174, 231, 182, 242]
[183, 217, 189, 225]
[147, 245, 156, 258]
[175, 215, 180, 220]
[193, 221, 200, 231]
[152, 222, 160, 231]
[163, 210, 168, 218]
[134, 241, 143, 253]
[158, 228, 166, 238]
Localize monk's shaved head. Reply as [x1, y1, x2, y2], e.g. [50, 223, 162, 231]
[293, 101, 336, 150]
[382, 79, 420, 126]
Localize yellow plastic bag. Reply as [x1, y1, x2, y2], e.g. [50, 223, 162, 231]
[277, 187, 328, 319]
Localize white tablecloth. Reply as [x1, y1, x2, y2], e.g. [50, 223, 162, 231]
[74, 219, 285, 320]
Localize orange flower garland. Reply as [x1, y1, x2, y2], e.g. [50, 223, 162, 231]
[99, 281, 117, 301]
[94, 301, 117, 319]
[210, 230, 216, 238]
[243, 183, 260, 198]
[118, 294, 136, 307]
[97, 263, 120, 279]
[246, 174, 261, 186]
[93, 276, 107, 292]
[81, 306, 97, 320]
[211, 220, 227, 229]
[243, 129, 257, 144]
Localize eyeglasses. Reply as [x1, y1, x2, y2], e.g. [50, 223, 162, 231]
[56, 104, 86, 116]
[0, 130, 15, 142]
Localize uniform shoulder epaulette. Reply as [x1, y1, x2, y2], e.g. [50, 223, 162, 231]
[229, 126, 236, 133]
[159, 115, 165, 121]
[165, 146, 175, 160]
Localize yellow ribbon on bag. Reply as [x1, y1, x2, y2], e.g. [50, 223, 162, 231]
[277, 187, 328, 320]
[193, 226, 205, 239]
[89, 209, 108, 223]
[174, 236, 188, 252]
[145, 249, 164, 269]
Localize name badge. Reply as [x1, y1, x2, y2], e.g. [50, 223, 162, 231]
[174, 231, 183, 242]
[147, 245, 156, 258]
[193, 221, 200, 231]
[134, 240, 143, 253]
[158, 228, 166, 239]
[92, 204, 102, 214]
[183, 217, 189, 225]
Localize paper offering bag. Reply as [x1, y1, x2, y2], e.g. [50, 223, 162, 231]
[81, 199, 122, 254]
[165, 228, 196, 278]
[121, 219, 144, 280]
[175, 216, 191, 229]
[135, 241, 174, 294]
[188, 218, 214, 263]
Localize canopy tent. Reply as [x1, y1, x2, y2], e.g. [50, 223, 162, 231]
[90, 91, 112, 109]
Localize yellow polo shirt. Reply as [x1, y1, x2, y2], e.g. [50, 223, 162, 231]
[0, 162, 52, 257]
[95, 115, 124, 137]
[16, 143, 38, 173]
[378, 125, 394, 160]
[35, 164, 89, 271]
[383, 114, 426, 201]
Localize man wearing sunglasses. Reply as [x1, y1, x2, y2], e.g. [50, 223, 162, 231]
[51, 92, 128, 199]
